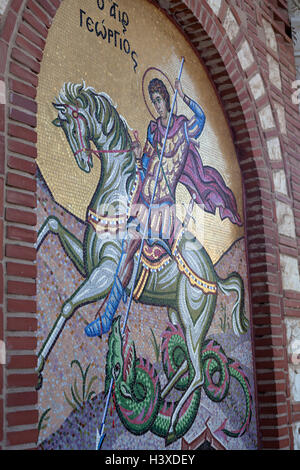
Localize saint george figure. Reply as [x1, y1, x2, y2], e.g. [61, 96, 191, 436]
[84, 77, 242, 338]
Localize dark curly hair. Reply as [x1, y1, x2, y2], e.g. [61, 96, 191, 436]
[148, 78, 171, 112]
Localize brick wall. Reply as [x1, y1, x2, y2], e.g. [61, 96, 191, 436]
[0, 0, 299, 450]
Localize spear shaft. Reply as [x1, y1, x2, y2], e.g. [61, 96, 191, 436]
[96, 57, 185, 450]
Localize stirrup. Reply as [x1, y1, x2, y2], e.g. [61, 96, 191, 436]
[84, 276, 124, 337]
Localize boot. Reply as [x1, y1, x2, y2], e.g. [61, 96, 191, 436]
[85, 275, 125, 337]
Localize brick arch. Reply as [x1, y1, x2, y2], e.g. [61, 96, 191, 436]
[0, 0, 295, 449]
[155, 0, 294, 449]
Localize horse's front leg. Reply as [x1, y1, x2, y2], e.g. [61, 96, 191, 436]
[36, 259, 117, 388]
[37, 215, 85, 276]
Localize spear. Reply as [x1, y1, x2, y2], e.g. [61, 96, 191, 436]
[96, 57, 185, 450]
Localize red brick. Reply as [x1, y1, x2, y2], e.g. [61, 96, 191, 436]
[15, 35, 43, 61]
[7, 156, 37, 175]
[0, 265, 3, 304]
[0, 364, 3, 394]
[28, 0, 53, 26]
[259, 415, 288, 427]
[7, 372, 37, 388]
[6, 336, 37, 351]
[11, 0, 23, 13]
[257, 371, 285, 382]
[9, 107, 36, 128]
[6, 317, 37, 333]
[0, 220, 3, 259]
[7, 279, 36, 296]
[257, 382, 286, 393]
[0, 177, 4, 216]
[261, 427, 289, 439]
[6, 354, 37, 369]
[260, 435, 290, 450]
[6, 225, 37, 243]
[7, 410, 38, 427]
[11, 47, 40, 74]
[1, 11, 17, 44]
[7, 298, 36, 313]
[0, 398, 3, 442]
[6, 262, 36, 279]
[6, 429, 38, 447]
[50, 0, 60, 8]
[5, 207, 36, 225]
[18, 23, 46, 50]
[8, 124, 37, 143]
[7, 171, 37, 192]
[0, 140, 4, 177]
[0, 307, 3, 340]
[9, 92, 37, 114]
[0, 40, 8, 75]
[9, 62, 38, 87]
[36, 0, 56, 17]
[6, 188, 37, 208]
[9, 78, 37, 100]
[8, 139, 37, 158]
[22, 10, 49, 38]
[6, 391, 38, 407]
[5, 244, 36, 261]
[0, 105, 4, 133]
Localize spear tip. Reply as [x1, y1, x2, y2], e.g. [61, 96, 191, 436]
[96, 428, 106, 450]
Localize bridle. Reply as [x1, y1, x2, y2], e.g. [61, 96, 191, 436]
[65, 104, 138, 161]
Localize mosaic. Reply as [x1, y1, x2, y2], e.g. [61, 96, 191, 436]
[36, 0, 258, 450]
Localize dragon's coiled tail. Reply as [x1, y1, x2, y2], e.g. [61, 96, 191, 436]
[107, 318, 252, 443]
[202, 339, 252, 438]
[161, 323, 252, 439]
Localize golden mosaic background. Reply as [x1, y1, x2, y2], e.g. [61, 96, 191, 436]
[37, 0, 244, 264]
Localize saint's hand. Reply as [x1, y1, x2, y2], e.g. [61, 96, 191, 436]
[132, 141, 142, 160]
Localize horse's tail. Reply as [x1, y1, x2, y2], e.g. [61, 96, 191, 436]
[217, 272, 249, 336]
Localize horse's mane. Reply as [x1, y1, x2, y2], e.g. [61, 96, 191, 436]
[55, 81, 132, 130]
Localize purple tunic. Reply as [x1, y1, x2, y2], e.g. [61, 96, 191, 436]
[130, 98, 242, 241]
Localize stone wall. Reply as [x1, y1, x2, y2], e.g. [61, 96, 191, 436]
[0, 0, 299, 450]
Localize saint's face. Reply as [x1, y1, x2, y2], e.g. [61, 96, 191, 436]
[151, 92, 168, 120]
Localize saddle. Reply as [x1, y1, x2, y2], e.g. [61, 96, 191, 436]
[133, 218, 217, 300]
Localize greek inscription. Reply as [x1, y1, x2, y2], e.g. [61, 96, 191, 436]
[109, 1, 129, 33]
[79, 4, 138, 72]
[97, 0, 105, 10]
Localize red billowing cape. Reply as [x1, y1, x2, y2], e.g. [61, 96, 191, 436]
[154, 115, 243, 227]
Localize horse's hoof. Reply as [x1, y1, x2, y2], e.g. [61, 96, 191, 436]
[35, 373, 43, 391]
[36, 354, 45, 374]
[165, 431, 176, 446]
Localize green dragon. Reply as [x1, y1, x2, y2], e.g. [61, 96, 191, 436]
[105, 316, 252, 445]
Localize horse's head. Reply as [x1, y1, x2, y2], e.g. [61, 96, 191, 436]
[52, 83, 95, 173]
[52, 102, 93, 173]
[53, 82, 137, 207]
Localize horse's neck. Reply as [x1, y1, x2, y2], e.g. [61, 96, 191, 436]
[90, 101, 136, 215]
[96, 151, 136, 213]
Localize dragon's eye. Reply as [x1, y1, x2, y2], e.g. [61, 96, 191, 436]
[72, 111, 79, 119]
